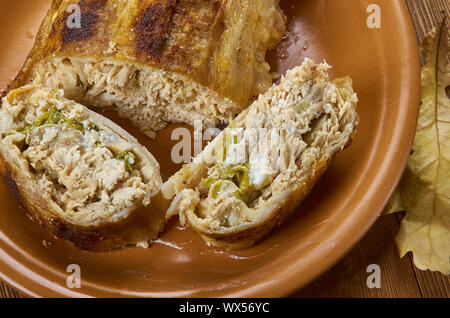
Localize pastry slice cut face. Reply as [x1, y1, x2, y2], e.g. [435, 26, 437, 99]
[0, 86, 165, 251]
[162, 59, 359, 249]
[9, 0, 286, 136]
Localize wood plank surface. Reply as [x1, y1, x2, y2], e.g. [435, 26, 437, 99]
[1, 0, 449, 298]
[294, 214, 423, 298]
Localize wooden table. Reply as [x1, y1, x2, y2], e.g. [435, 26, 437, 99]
[1, 0, 449, 298]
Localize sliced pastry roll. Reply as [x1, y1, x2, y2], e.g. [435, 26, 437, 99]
[8, 0, 286, 136]
[162, 59, 359, 249]
[0, 86, 165, 251]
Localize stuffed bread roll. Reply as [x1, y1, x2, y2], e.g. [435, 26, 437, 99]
[8, 0, 286, 137]
[0, 85, 165, 251]
[162, 59, 359, 249]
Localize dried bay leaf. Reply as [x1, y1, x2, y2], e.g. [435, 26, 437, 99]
[384, 20, 450, 275]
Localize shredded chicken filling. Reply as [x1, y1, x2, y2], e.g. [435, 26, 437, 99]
[32, 58, 241, 136]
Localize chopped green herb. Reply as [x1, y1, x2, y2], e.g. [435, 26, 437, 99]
[2, 124, 33, 138]
[4, 92, 88, 137]
[294, 100, 308, 113]
[34, 106, 59, 126]
[87, 123, 100, 132]
[116, 151, 136, 172]
[228, 116, 236, 129]
[225, 164, 250, 199]
[52, 88, 59, 97]
[65, 116, 85, 134]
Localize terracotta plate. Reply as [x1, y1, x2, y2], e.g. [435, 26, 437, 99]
[0, 0, 420, 297]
